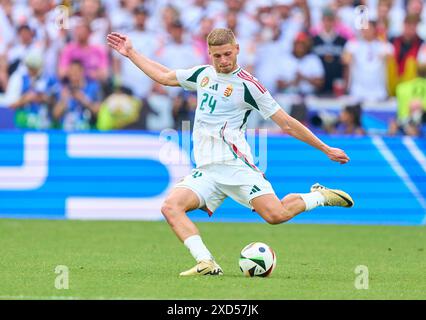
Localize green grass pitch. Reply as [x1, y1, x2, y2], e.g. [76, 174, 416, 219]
[1, 218, 425, 300]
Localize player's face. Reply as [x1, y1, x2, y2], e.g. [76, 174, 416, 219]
[208, 43, 239, 74]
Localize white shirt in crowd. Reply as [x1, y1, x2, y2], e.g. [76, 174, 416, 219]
[344, 39, 394, 102]
[281, 53, 325, 95]
[254, 40, 288, 95]
[146, 92, 174, 131]
[157, 37, 204, 97]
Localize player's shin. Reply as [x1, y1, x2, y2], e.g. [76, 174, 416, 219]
[183, 234, 214, 262]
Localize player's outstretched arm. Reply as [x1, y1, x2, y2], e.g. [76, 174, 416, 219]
[270, 109, 350, 164]
[107, 32, 180, 87]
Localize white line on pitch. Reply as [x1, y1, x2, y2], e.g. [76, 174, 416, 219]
[372, 136, 426, 225]
[402, 137, 426, 173]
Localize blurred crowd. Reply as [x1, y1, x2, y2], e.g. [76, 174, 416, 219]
[0, 0, 425, 136]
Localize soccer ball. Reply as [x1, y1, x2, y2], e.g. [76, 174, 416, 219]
[239, 242, 277, 277]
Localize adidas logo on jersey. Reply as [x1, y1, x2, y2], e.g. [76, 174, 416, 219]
[249, 185, 261, 195]
[209, 83, 218, 91]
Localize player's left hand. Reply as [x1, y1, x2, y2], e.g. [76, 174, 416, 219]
[326, 147, 350, 164]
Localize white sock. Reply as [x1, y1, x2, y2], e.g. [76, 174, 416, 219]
[183, 235, 213, 262]
[300, 191, 325, 211]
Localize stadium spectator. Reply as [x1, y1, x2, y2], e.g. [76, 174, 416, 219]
[24, 0, 64, 77]
[273, 32, 325, 122]
[332, 0, 358, 37]
[418, 43, 426, 66]
[253, 12, 285, 94]
[406, 0, 426, 40]
[192, 16, 214, 65]
[0, 0, 15, 53]
[146, 82, 174, 131]
[58, 19, 109, 83]
[97, 85, 145, 130]
[376, 0, 392, 41]
[1, 49, 57, 129]
[276, 32, 325, 96]
[6, 24, 39, 75]
[108, 0, 142, 32]
[0, 54, 7, 93]
[156, 20, 203, 96]
[311, 8, 348, 96]
[112, 5, 157, 99]
[388, 63, 426, 137]
[222, 9, 257, 73]
[180, 0, 223, 32]
[158, 4, 181, 36]
[388, 14, 424, 96]
[53, 59, 101, 130]
[333, 104, 366, 135]
[172, 91, 197, 131]
[71, 0, 110, 46]
[342, 20, 393, 102]
[216, 0, 258, 41]
[274, 0, 309, 54]
[0, 0, 425, 135]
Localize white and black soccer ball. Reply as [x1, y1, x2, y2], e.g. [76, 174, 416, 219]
[239, 242, 277, 277]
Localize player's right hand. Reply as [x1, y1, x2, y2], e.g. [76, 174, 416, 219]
[107, 32, 133, 57]
[325, 147, 350, 164]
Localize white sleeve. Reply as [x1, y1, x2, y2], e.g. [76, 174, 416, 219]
[0, 71, 22, 106]
[255, 91, 282, 119]
[175, 65, 209, 91]
[243, 80, 281, 119]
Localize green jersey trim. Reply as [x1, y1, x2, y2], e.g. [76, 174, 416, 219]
[243, 83, 259, 110]
[186, 66, 208, 83]
[239, 110, 252, 130]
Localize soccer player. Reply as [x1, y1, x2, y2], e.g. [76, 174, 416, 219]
[107, 28, 354, 276]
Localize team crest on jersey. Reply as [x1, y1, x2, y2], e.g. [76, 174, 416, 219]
[200, 76, 209, 87]
[224, 84, 233, 97]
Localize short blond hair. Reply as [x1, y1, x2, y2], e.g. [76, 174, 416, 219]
[207, 28, 237, 46]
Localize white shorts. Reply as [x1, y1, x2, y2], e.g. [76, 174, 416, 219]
[174, 160, 275, 216]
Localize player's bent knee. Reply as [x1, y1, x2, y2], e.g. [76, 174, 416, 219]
[263, 208, 293, 225]
[282, 193, 302, 204]
[160, 202, 183, 221]
[263, 212, 285, 225]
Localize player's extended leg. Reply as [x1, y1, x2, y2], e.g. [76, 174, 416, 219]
[161, 187, 200, 241]
[251, 193, 305, 224]
[161, 187, 223, 276]
[251, 184, 354, 224]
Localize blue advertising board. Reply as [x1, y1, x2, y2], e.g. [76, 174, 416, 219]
[0, 131, 425, 225]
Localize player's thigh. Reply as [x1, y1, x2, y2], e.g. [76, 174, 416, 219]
[162, 187, 201, 213]
[220, 168, 283, 219]
[172, 168, 226, 215]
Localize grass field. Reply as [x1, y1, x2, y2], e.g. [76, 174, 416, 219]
[1, 218, 425, 300]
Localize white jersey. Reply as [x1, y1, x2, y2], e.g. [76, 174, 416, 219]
[176, 65, 281, 169]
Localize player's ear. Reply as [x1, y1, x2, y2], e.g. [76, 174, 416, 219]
[235, 44, 240, 54]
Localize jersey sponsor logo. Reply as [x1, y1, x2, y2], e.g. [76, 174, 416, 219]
[200, 76, 209, 87]
[224, 84, 233, 97]
[237, 70, 267, 94]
